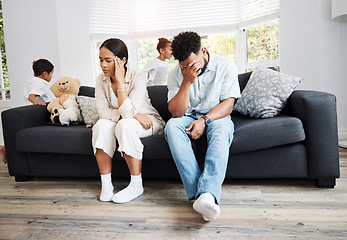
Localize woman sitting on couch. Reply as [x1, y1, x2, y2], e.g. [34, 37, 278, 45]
[92, 38, 165, 203]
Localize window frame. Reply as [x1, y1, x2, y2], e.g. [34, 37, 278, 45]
[91, 22, 280, 78]
[0, 3, 10, 105]
[90, 34, 138, 82]
[0, 58, 10, 104]
[237, 18, 280, 73]
[90, 11, 280, 78]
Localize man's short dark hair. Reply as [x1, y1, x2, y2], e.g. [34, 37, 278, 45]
[171, 31, 201, 62]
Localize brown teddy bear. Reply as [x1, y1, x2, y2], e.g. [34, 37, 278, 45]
[47, 77, 82, 125]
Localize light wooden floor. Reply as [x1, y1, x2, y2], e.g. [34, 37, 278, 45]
[0, 149, 347, 240]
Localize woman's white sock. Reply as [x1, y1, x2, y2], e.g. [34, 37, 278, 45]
[112, 174, 144, 203]
[193, 192, 220, 221]
[100, 173, 114, 202]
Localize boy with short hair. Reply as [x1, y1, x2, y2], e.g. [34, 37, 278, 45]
[24, 59, 54, 105]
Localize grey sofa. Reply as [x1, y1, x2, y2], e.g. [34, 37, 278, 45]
[2, 71, 340, 187]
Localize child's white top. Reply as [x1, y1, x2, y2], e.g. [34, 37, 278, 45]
[23, 76, 52, 105]
[142, 58, 171, 86]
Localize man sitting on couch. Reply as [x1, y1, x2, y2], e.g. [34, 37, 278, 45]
[164, 31, 241, 221]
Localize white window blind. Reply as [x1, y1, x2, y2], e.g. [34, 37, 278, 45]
[89, 0, 279, 39]
[89, 0, 131, 36]
[240, 0, 279, 20]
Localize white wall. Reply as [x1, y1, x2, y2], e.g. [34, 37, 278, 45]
[2, 0, 93, 108]
[3, 0, 61, 107]
[280, 0, 347, 141]
[342, 20, 347, 140]
[55, 0, 93, 86]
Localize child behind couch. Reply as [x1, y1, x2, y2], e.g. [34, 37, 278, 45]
[23, 59, 54, 105]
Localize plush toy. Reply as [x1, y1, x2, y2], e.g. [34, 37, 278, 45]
[47, 77, 82, 125]
[58, 95, 83, 125]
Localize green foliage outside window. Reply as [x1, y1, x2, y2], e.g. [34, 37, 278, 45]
[247, 20, 279, 62]
[137, 39, 177, 71]
[137, 33, 237, 72]
[98, 20, 279, 81]
[0, 3, 8, 89]
[137, 39, 157, 71]
[0, 0, 10, 100]
[201, 33, 236, 62]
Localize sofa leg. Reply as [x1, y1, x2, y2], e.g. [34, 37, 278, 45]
[15, 176, 30, 182]
[317, 178, 336, 188]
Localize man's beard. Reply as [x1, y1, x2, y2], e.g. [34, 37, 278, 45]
[198, 58, 208, 77]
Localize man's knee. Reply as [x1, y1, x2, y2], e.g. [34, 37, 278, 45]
[164, 118, 180, 134]
[165, 117, 190, 142]
[209, 118, 234, 135]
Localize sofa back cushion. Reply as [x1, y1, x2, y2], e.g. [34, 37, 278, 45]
[79, 85, 171, 123]
[238, 71, 252, 92]
[78, 71, 253, 123]
[79, 86, 95, 97]
[147, 85, 171, 122]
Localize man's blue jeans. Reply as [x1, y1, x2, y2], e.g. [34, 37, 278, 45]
[164, 115, 234, 205]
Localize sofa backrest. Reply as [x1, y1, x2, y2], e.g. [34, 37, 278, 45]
[79, 85, 172, 122]
[79, 86, 95, 97]
[238, 71, 252, 93]
[147, 86, 171, 122]
[78, 72, 252, 123]
[146, 71, 253, 122]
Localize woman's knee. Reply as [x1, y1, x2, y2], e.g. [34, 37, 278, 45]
[92, 119, 116, 140]
[93, 119, 115, 131]
[116, 118, 134, 129]
[115, 119, 138, 135]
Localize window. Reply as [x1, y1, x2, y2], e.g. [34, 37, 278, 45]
[0, 1, 9, 101]
[247, 20, 279, 62]
[137, 38, 177, 72]
[91, 40, 102, 79]
[137, 39, 157, 71]
[201, 33, 236, 62]
[89, 0, 280, 77]
[245, 19, 279, 71]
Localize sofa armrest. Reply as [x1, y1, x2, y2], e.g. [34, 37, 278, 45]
[1, 105, 49, 180]
[286, 90, 340, 182]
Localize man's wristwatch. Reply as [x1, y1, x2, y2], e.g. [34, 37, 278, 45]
[202, 115, 211, 126]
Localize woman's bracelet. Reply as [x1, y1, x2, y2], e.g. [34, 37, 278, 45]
[117, 89, 127, 92]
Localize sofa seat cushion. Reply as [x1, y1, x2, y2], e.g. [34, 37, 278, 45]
[230, 113, 305, 154]
[16, 125, 94, 155]
[16, 125, 173, 160]
[141, 134, 173, 160]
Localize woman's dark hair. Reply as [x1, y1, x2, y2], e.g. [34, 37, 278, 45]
[156, 38, 171, 53]
[100, 38, 128, 65]
[171, 31, 201, 62]
[32, 59, 54, 76]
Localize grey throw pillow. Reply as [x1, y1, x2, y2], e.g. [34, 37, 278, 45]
[77, 96, 99, 127]
[234, 67, 303, 118]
